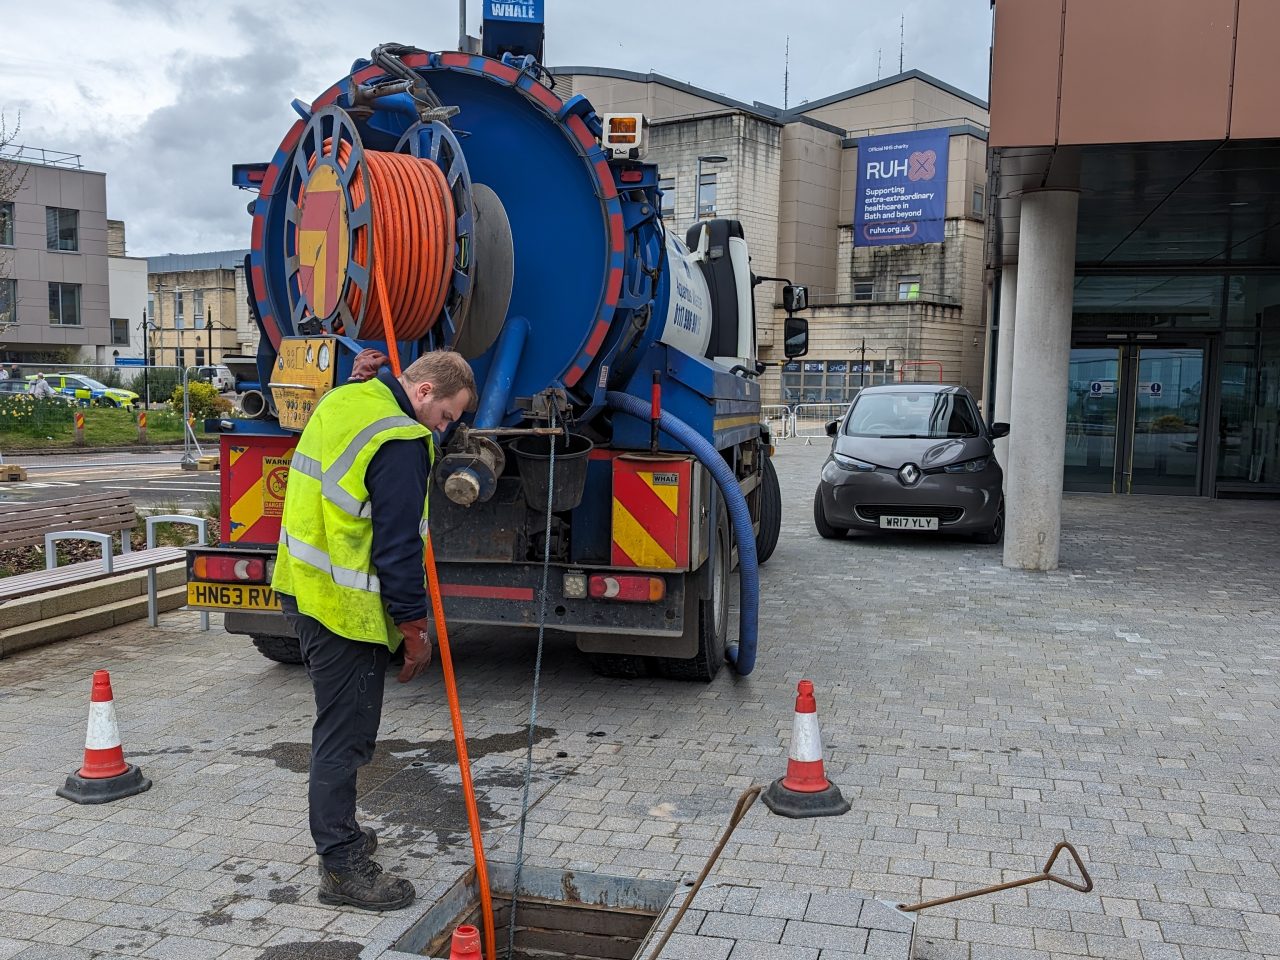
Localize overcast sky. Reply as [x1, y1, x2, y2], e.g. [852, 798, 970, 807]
[2, 0, 992, 257]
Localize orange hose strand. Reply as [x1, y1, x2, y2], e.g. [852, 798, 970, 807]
[375, 257, 496, 960]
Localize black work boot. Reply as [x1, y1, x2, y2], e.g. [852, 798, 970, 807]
[360, 826, 377, 857]
[318, 858, 415, 911]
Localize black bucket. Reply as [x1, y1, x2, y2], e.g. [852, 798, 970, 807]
[510, 433, 594, 512]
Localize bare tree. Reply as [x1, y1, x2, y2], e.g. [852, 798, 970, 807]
[0, 111, 26, 333]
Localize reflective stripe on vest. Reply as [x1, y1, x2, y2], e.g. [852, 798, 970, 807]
[279, 530, 381, 594]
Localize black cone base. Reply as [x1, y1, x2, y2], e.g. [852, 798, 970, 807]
[761, 777, 851, 819]
[56, 763, 152, 805]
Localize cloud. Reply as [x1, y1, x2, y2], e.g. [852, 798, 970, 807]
[5, 0, 992, 255]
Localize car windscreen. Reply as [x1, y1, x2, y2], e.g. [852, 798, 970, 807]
[76, 377, 109, 390]
[844, 391, 982, 439]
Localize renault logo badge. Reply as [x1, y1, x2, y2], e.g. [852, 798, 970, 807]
[898, 463, 921, 486]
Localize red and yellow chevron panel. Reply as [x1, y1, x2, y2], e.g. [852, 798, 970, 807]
[221, 435, 299, 545]
[610, 455, 692, 570]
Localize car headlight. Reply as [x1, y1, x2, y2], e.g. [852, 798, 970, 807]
[942, 457, 989, 474]
[832, 452, 876, 472]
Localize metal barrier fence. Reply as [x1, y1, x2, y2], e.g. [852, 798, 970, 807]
[1, 362, 186, 406]
[792, 403, 851, 443]
[760, 404, 792, 439]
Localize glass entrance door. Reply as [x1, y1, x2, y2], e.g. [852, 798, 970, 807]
[1066, 344, 1207, 494]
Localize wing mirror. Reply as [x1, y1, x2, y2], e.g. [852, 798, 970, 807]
[989, 421, 1010, 439]
[825, 419, 839, 437]
[783, 315, 809, 359]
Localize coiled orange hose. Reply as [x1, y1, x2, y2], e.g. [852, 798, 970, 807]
[300, 140, 455, 341]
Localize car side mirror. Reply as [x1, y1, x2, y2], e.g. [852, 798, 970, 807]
[989, 421, 1010, 439]
[783, 315, 809, 359]
[825, 419, 839, 438]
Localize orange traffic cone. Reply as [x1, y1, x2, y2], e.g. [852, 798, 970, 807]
[762, 680, 850, 818]
[56, 670, 151, 805]
[449, 924, 482, 960]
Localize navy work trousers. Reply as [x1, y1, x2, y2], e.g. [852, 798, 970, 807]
[280, 594, 389, 871]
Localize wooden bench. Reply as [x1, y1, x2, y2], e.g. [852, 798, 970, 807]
[0, 493, 208, 629]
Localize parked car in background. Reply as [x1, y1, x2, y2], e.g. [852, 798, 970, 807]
[27, 373, 140, 409]
[1, 378, 75, 403]
[813, 383, 1009, 544]
[196, 365, 236, 392]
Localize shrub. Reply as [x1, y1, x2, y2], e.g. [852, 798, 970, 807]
[170, 381, 232, 421]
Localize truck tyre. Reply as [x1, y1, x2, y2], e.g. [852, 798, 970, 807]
[251, 633, 303, 665]
[656, 501, 729, 682]
[813, 488, 848, 539]
[755, 456, 781, 564]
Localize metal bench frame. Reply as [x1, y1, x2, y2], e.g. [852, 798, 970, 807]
[32, 515, 209, 629]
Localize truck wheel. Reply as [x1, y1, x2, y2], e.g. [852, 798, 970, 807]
[656, 501, 729, 682]
[251, 633, 303, 664]
[755, 456, 782, 564]
[813, 488, 848, 539]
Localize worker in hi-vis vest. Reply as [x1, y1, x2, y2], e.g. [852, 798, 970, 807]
[272, 348, 476, 911]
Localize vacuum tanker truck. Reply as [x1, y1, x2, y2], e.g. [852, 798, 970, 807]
[184, 40, 805, 681]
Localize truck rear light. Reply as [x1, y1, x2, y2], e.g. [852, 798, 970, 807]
[588, 575, 665, 603]
[193, 555, 267, 583]
[562, 572, 588, 599]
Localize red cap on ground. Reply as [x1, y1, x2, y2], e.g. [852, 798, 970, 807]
[450, 924, 482, 960]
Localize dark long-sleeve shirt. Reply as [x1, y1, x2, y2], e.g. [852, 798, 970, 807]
[365, 368, 431, 624]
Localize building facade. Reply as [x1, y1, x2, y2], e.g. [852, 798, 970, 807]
[145, 251, 254, 370]
[105, 219, 146, 364]
[989, 0, 1280, 571]
[0, 148, 112, 363]
[553, 67, 991, 403]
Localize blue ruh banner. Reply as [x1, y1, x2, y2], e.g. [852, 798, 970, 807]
[853, 128, 950, 246]
[485, 0, 543, 22]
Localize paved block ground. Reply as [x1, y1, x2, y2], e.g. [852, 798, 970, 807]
[0, 440, 1277, 960]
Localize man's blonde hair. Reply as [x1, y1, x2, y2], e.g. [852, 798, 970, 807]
[401, 350, 477, 410]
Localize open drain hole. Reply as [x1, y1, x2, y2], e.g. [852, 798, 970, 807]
[396, 865, 676, 960]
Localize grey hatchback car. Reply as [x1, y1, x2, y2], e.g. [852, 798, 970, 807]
[813, 384, 1009, 543]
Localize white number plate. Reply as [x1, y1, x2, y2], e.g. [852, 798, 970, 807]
[879, 515, 939, 530]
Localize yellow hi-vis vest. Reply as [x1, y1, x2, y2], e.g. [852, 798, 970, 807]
[271, 376, 434, 648]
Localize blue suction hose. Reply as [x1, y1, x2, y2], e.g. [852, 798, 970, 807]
[605, 392, 759, 675]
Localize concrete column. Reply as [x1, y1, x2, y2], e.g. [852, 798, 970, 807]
[993, 264, 1017, 472]
[1003, 190, 1078, 572]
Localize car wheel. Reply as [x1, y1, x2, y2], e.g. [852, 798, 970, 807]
[974, 499, 1005, 545]
[813, 487, 848, 540]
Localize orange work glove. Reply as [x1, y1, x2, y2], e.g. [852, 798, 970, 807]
[396, 618, 433, 683]
[348, 349, 389, 383]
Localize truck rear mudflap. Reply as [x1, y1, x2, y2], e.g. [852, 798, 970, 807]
[187, 545, 687, 638]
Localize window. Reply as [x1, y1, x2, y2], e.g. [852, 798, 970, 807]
[698, 172, 717, 219]
[45, 207, 78, 252]
[897, 275, 921, 300]
[0, 278, 14, 324]
[147, 348, 157, 366]
[48, 282, 81, 325]
[147, 294, 155, 322]
[192, 290, 204, 326]
[658, 177, 675, 218]
[972, 187, 985, 216]
[194, 347, 206, 367]
[174, 291, 185, 329]
[111, 317, 130, 345]
[0, 202, 13, 246]
[853, 280, 874, 301]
